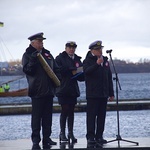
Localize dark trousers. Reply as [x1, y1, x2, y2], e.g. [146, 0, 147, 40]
[60, 104, 75, 133]
[86, 98, 107, 140]
[31, 96, 53, 144]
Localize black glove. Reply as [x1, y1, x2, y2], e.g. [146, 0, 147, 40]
[31, 50, 39, 58]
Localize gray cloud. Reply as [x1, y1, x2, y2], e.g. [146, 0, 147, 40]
[0, 0, 150, 62]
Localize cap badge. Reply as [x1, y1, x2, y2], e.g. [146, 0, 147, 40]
[97, 41, 101, 46]
[70, 42, 75, 46]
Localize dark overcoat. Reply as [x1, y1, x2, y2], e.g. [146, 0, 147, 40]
[22, 44, 59, 98]
[55, 51, 84, 98]
[83, 51, 114, 99]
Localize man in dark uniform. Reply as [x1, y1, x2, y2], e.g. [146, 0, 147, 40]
[55, 41, 84, 143]
[22, 32, 59, 149]
[83, 40, 114, 146]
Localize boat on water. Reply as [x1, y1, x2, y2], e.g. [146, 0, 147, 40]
[0, 76, 28, 97]
[0, 88, 28, 97]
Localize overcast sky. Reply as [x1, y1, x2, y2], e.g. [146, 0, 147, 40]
[0, 0, 150, 62]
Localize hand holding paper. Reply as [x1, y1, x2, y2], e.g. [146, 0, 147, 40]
[72, 67, 83, 75]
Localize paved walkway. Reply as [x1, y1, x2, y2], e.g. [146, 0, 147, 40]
[0, 138, 150, 150]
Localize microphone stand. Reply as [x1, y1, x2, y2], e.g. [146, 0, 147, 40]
[106, 51, 139, 147]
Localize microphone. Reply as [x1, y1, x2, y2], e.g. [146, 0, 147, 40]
[106, 49, 112, 53]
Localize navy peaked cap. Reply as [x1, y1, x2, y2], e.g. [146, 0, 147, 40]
[28, 32, 46, 41]
[65, 41, 77, 48]
[89, 40, 104, 49]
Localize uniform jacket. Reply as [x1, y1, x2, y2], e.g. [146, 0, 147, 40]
[55, 51, 84, 98]
[22, 44, 60, 98]
[83, 51, 114, 99]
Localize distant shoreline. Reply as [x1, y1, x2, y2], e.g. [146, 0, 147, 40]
[1, 59, 150, 75]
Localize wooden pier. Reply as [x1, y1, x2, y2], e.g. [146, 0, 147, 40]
[0, 99, 150, 115]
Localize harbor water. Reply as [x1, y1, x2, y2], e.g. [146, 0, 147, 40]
[0, 73, 150, 140]
[1, 73, 150, 104]
[0, 110, 150, 140]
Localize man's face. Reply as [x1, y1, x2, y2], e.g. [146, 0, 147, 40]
[32, 39, 43, 51]
[91, 48, 103, 57]
[65, 46, 76, 56]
